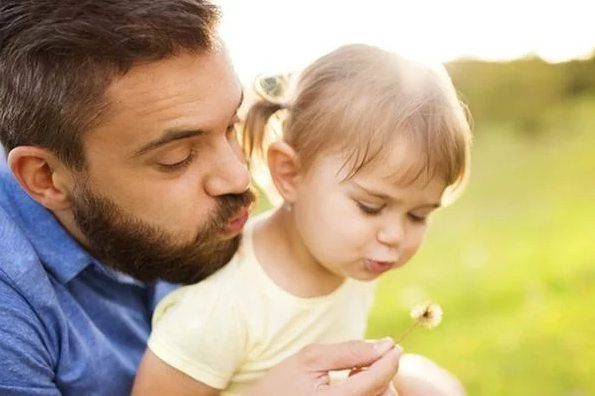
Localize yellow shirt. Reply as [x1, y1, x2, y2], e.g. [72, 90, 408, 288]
[148, 215, 377, 396]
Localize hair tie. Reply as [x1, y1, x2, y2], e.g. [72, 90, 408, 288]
[253, 73, 291, 109]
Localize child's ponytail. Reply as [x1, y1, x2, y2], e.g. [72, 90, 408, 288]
[241, 99, 284, 166]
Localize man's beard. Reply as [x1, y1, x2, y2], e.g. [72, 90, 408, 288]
[70, 180, 256, 285]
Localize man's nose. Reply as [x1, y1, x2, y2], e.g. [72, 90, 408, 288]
[204, 142, 251, 197]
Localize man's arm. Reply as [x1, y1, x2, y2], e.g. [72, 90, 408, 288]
[0, 276, 60, 396]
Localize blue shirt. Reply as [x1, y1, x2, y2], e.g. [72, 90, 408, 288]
[0, 165, 177, 396]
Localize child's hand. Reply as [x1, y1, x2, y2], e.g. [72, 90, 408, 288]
[348, 360, 399, 396]
[245, 338, 402, 396]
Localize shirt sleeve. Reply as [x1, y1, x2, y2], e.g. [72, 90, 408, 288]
[0, 274, 61, 396]
[148, 284, 249, 390]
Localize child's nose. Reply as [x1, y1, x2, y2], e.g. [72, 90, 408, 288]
[376, 218, 405, 247]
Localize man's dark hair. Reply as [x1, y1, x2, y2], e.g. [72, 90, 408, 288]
[0, 0, 221, 169]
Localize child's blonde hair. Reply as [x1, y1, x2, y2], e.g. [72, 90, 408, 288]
[242, 44, 472, 204]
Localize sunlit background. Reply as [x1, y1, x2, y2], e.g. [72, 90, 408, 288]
[217, 0, 595, 82]
[216, 1, 595, 396]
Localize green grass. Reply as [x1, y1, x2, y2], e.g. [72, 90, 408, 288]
[367, 99, 595, 395]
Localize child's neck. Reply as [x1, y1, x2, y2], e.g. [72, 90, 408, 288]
[252, 208, 345, 298]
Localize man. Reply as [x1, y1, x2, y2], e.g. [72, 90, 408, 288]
[0, 1, 401, 396]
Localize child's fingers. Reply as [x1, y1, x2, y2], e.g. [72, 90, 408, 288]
[304, 338, 395, 372]
[348, 363, 399, 396]
[331, 346, 402, 396]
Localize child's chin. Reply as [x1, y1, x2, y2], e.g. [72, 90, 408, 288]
[350, 271, 381, 282]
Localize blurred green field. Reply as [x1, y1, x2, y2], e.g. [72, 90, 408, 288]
[367, 98, 595, 395]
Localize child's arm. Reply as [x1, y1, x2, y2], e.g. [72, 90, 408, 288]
[133, 339, 403, 396]
[131, 349, 220, 396]
[135, 284, 248, 396]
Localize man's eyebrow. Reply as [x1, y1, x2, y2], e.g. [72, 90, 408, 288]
[132, 129, 202, 158]
[132, 89, 243, 159]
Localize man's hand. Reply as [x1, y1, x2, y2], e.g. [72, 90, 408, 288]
[244, 338, 402, 396]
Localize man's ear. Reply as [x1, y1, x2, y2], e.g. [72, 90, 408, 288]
[267, 141, 302, 204]
[7, 146, 75, 211]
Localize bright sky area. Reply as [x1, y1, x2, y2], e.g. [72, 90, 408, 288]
[216, 0, 595, 83]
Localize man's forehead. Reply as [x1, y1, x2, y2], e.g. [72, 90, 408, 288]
[107, 51, 237, 104]
[85, 51, 242, 154]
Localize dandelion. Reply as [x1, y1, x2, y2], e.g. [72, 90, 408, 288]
[410, 302, 443, 328]
[350, 303, 443, 376]
[397, 302, 443, 343]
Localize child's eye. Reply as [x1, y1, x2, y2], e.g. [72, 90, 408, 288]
[356, 201, 385, 216]
[158, 151, 196, 172]
[408, 213, 427, 224]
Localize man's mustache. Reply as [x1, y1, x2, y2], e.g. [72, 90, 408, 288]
[209, 187, 258, 232]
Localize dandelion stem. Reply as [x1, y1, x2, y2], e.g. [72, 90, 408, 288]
[397, 321, 419, 344]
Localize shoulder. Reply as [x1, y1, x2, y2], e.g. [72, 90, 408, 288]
[152, 266, 249, 330]
[0, 193, 63, 365]
[0, 267, 59, 388]
[148, 273, 252, 387]
[0, 228, 60, 354]
[150, 250, 261, 345]
[151, 214, 269, 329]
[0, 202, 55, 299]
[0, 171, 49, 285]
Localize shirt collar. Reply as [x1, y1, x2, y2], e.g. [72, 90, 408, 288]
[92, 261, 146, 287]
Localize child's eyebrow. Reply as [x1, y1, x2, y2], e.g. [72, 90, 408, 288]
[351, 181, 442, 208]
[415, 203, 441, 210]
[350, 181, 392, 200]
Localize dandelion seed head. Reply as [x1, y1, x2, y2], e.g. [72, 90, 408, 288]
[410, 302, 443, 328]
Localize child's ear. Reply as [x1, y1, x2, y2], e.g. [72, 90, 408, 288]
[7, 146, 75, 211]
[267, 141, 301, 204]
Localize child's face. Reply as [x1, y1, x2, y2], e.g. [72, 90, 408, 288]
[292, 149, 446, 281]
